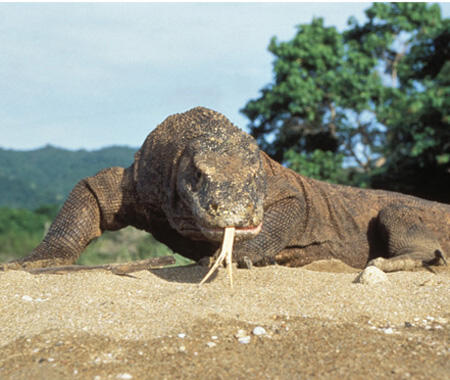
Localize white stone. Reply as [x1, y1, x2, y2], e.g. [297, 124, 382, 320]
[355, 266, 389, 285]
[116, 374, 133, 380]
[238, 336, 251, 344]
[252, 326, 267, 336]
[22, 295, 33, 302]
[235, 329, 247, 338]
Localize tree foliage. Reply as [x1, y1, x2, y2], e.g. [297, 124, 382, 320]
[241, 3, 449, 201]
[358, 3, 450, 200]
[0, 205, 59, 261]
[285, 149, 349, 185]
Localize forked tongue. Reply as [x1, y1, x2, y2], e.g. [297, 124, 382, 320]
[199, 227, 236, 287]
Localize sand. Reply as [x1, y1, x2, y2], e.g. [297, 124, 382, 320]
[0, 261, 449, 379]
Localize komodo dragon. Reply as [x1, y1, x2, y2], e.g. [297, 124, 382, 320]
[3, 107, 449, 274]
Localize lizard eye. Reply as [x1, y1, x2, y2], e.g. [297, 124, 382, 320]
[191, 168, 204, 192]
[194, 168, 202, 181]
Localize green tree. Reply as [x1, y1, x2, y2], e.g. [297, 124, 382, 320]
[241, 3, 449, 200]
[284, 149, 349, 185]
[241, 16, 385, 184]
[351, 3, 450, 201]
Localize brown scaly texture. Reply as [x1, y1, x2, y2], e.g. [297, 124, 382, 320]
[3, 107, 449, 272]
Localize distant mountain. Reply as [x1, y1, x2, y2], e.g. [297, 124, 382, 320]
[0, 145, 136, 209]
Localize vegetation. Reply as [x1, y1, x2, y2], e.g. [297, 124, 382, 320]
[0, 206, 58, 262]
[241, 2, 449, 201]
[79, 228, 193, 267]
[0, 206, 193, 266]
[0, 145, 136, 209]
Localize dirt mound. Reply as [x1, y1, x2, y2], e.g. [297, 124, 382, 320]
[1, 262, 449, 379]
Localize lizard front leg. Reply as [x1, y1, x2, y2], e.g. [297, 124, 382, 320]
[2, 167, 135, 270]
[233, 195, 305, 268]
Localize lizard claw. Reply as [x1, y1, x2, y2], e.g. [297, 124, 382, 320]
[435, 250, 447, 266]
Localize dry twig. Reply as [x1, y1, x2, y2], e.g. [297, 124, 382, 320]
[25, 256, 176, 275]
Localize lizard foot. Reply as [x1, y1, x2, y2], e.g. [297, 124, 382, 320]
[367, 249, 447, 272]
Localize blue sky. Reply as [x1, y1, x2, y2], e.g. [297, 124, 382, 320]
[1, 2, 449, 151]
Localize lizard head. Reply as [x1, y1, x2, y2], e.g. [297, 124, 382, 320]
[176, 130, 266, 242]
[135, 106, 266, 243]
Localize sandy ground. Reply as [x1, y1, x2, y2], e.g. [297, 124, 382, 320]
[0, 260, 449, 379]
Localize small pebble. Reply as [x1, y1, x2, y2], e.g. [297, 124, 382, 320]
[211, 335, 218, 340]
[235, 329, 252, 343]
[383, 328, 394, 334]
[206, 341, 217, 348]
[177, 333, 186, 338]
[116, 374, 133, 380]
[238, 336, 251, 344]
[22, 295, 33, 302]
[252, 326, 267, 336]
[355, 266, 388, 285]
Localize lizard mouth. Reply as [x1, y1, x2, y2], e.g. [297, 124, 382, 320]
[200, 223, 262, 241]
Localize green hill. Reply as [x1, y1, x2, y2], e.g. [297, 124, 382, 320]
[0, 145, 136, 209]
[0, 145, 194, 266]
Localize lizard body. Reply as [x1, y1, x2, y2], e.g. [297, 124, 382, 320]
[4, 107, 449, 272]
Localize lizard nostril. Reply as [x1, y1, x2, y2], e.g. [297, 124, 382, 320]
[209, 202, 219, 213]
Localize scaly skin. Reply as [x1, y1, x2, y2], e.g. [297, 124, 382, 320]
[3, 107, 449, 272]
